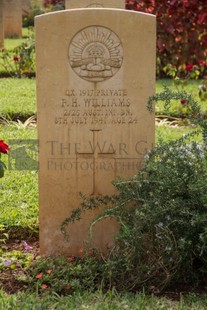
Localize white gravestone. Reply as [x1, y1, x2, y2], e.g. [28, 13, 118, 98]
[35, 7, 156, 256]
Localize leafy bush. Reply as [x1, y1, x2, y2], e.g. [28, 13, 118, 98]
[23, 4, 45, 28]
[43, 0, 65, 9]
[0, 34, 35, 78]
[126, 0, 207, 78]
[59, 135, 207, 293]
[23, 1, 64, 28]
[163, 62, 207, 81]
[60, 87, 207, 293]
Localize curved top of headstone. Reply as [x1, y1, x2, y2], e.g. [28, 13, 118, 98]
[65, 0, 125, 9]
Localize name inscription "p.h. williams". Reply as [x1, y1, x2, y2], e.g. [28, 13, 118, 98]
[54, 88, 139, 126]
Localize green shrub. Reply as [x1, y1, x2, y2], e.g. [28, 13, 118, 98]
[23, 4, 45, 28]
[22, 1, 64, 28]
[27, 254, 103, 294]
[60, 87, 207, 293]
[43, 0, 64, 8]
[126, 1, 207, 79]
[60, 134, 207, 293]
[0, 34, 35, 78]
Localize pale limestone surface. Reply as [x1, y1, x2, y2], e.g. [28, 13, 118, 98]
[4, 0, 22, 38]
[35, 8, 156, 256]
[65, 0, 125, 9]
[0, 0, 4, 48]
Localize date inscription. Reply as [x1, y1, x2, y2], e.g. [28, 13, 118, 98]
[54, 88, 138, 125]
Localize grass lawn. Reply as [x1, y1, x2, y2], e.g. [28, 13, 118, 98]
[4, 28, 31, 50]
[0, 78, 36, 119]
[4, 38, 25, 51]
[1, 289, 207, 309]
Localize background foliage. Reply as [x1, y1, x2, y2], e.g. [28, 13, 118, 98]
[4, 0, 207, 79]
[126, 0, 207, 78]
[43, 0, 65, 8]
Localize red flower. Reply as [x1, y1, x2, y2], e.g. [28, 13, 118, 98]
[198, 60, 206, 67]
[180, 99, 188, 105]
[0, 140, 9, 154]
[36, 272, 43, 279]
[46, 269, 53, 274]
[41, 284, 48, 289]
[186, 64, 194, 72]
[13, 55, 20, 62]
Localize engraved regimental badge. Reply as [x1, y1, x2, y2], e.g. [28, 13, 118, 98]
[69, 26, 123, 82]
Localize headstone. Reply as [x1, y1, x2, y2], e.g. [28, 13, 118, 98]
[0, 0, 4, 48]
[65, 0, 125, 9]
[35, 6, 156, 256]
[4, 0, 22, 38]
[22, 0, 32, 17]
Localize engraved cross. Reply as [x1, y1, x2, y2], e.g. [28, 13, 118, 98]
[76, 129, 115, 195]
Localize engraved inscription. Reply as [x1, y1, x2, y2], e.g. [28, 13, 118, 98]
[55, 88, 139, 126]
[69, 26, 123, 82]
